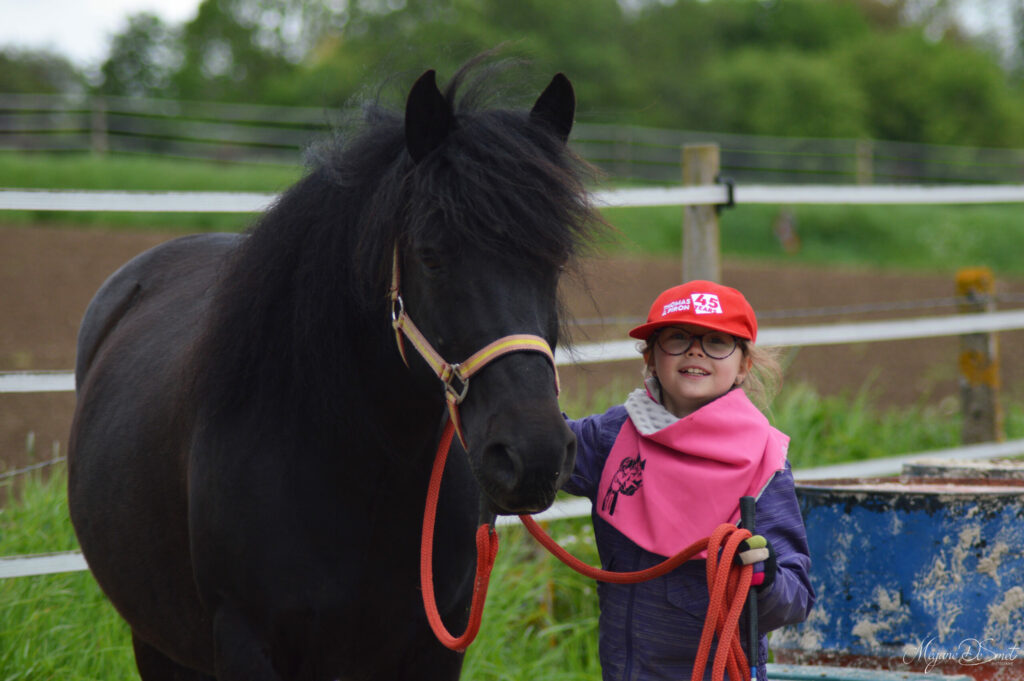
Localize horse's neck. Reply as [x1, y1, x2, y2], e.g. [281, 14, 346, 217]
[357, 326, 447, 463]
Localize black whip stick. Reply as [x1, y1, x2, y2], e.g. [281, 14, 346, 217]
[740, 495, 758, 680]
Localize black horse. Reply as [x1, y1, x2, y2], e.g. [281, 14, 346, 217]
[68, 59, 597, 681]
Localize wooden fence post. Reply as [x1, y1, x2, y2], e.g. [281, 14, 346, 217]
[681, 144, 721, 282]
[855, 139, 873, 185]
[956, 267, 1004, 443]
[90, 97, 108, 155]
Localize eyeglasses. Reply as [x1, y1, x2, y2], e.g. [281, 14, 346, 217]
[655, 328, 738, 360]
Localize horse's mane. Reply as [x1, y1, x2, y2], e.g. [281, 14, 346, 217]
[191, 58, 600, 444]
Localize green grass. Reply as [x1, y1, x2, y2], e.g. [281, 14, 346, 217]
[0, 152, 300, 192]
[4, 152, 1024, 274]
[0, 469, 135, 681]
[5, 385, 1021, 679]
[0, 152, 301, 232]
[602, 202, 1024, 275]
[0, 467, 602, 681]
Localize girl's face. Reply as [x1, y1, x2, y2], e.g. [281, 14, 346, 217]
[649, 324, 751, 418]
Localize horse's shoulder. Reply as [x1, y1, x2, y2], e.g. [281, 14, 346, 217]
[75, 233, 241, 383]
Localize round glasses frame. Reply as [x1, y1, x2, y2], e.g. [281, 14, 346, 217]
[654, 328, 739, 360]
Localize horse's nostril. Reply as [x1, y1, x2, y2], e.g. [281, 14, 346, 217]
[482, 442, 521, 493]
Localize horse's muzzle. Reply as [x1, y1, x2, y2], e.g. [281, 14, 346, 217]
[476, 422, 576, 514]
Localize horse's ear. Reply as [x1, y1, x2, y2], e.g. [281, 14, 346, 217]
[405, 69, 453, 164]
[530, 73, 575, 143]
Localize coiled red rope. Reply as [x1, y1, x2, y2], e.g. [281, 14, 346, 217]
[420, 420, 755, 680]
[519, 515, 754, 681]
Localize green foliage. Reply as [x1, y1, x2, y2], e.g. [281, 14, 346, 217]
[840, 31, 1024, 146]
[770, 381, 961, 468]
[0, 49, 83, 94]
[98, 13, 181, 98]
[171, 0, 303, 102]
[4, 0, 1010, 150]
[699, 48, 867, 137]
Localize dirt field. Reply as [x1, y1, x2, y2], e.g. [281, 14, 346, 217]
[3, 225, 1023, 477]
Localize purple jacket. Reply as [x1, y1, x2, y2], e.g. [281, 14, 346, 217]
[564, 404, 815, 681]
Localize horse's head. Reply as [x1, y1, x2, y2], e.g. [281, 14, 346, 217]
[393, 66, 592, 515]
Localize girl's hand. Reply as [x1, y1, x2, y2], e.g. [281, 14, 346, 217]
[735, 535, 777, 589]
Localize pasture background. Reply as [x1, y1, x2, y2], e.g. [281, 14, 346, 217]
[6, 0, 1024, 675]
[3, 153, 1024, 680]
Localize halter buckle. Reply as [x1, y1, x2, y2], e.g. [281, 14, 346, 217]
[443, 365, 470, 404]
[391, 293, 405, 322]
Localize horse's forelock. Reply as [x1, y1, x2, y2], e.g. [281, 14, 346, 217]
[323, 64, 599, 294]
[406, 113, 594, 265]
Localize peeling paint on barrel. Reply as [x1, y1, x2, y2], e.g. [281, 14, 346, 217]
[772, 465, 1024, 680]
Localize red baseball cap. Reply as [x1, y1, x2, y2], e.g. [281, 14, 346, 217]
[628, 281, 757, 342]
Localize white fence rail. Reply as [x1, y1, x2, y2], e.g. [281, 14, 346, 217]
[5, 184, 1024, 213]
[7, 309, 1024, 394]
[3, 182, 1024, 579]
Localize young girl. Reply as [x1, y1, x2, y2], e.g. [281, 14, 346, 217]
[563, 280, 815, 681]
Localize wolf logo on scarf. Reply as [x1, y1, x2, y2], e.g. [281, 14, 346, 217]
[601, 454, 645, 515]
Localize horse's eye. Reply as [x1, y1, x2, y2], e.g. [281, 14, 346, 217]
[419, 251, 444, 274]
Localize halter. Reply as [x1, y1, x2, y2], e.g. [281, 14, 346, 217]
[388, 247, 561, 448]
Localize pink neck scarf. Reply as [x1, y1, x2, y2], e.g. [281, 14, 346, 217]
[596, 386, 788, 558]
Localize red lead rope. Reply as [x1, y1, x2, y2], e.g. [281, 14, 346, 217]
[420, 421, 500, 652]
[420, 420, 755, 680]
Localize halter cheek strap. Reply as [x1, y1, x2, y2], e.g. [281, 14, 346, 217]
[388, 247, 560, 447]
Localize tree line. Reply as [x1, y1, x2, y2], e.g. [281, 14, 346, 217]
[3, 0, 1024, 148]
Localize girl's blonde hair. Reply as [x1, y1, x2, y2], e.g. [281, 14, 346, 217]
[639, 337, 783, 412]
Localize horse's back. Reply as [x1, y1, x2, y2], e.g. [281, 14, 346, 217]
[69, 232, 240, 671]
[74, 232, 239, 384]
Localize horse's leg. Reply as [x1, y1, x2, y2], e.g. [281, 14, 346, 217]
[212, 604, 282, 681]
[132, 633, 215, 681]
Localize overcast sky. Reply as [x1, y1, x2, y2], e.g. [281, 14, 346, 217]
[0, 0, 201, 69]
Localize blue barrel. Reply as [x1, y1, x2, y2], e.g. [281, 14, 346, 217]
[771, 464, 1024, 680]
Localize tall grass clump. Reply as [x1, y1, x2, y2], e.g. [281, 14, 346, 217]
[770, 382, 962, 468]
[463, 520, 603, 680]
[0, 466, 135, 681]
